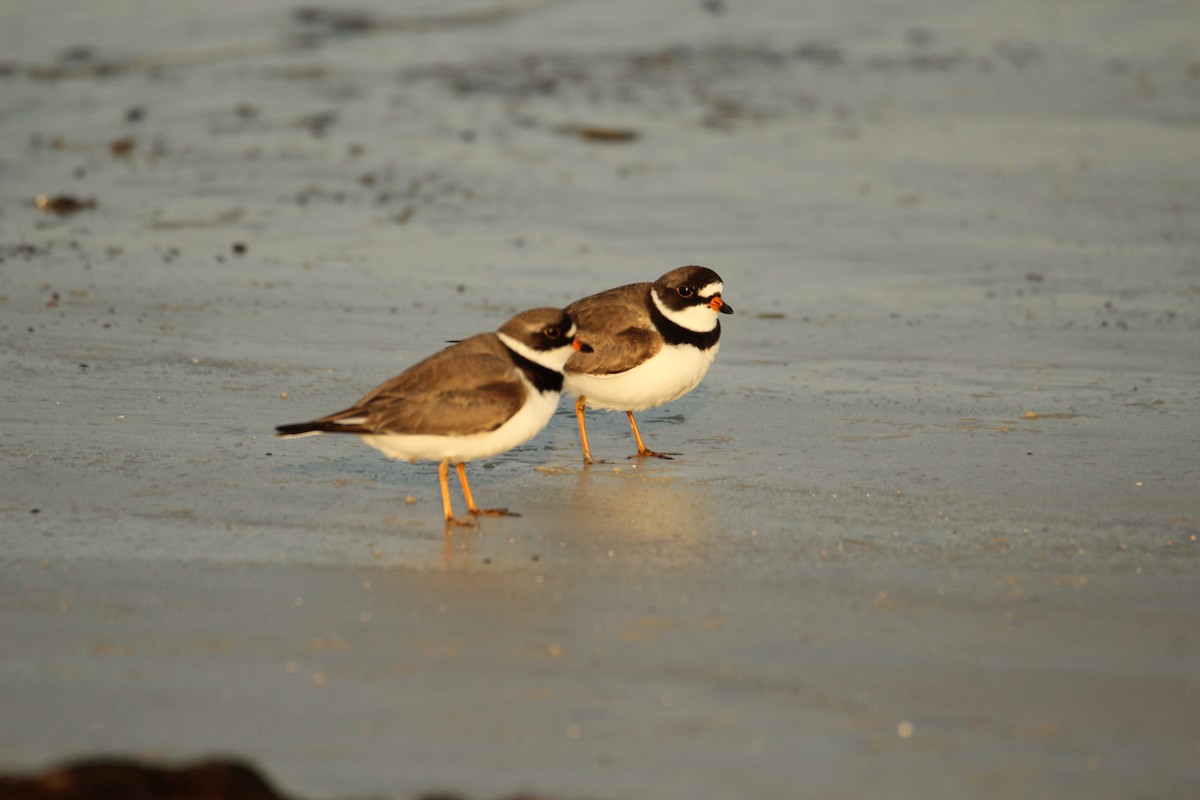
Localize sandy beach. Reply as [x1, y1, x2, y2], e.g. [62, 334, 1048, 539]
[2, 1, 1198, 798]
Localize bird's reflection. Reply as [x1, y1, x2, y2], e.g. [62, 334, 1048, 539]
[356, 463, 725, 664]
[563, 466, 718, 565]
[427, 462, 719, 574]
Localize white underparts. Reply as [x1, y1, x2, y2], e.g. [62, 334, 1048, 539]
[564, 341, 719, 412]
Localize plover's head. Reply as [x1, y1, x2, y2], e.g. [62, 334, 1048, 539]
[651, 265, 733, 332]
[497, 307, 591, 372]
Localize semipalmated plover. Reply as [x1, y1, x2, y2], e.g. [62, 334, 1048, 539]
[564, 266, 733, 463]
[275, 308, 589, 525]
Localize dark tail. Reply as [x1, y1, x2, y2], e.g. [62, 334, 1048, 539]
[274, 419, 370, 437]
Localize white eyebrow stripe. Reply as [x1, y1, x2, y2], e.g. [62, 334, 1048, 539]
[697, 281, 723, 298]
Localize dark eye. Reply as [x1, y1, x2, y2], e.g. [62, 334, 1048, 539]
[677, 285, 694, 298]
[543, 326, 561, 339]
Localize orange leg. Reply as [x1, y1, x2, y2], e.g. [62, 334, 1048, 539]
[627, 412, 674, 460]
[575, 395, 597, 465]
[438, 459, 471, 527]
[456, 461, 517, 517]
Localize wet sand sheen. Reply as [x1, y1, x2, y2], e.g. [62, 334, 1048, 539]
[1, 2, 1198, 799]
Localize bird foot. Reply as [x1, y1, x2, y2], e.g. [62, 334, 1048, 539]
[469, 507, 520, 518]
[630, 450, 677, 460]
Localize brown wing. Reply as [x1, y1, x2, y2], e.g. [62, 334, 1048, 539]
[565, 282, 662, 376]
[307, 334, 526, 436]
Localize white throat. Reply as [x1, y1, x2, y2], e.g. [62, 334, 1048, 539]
[651, 287, 721, 333]
[497, 331, 574, 375]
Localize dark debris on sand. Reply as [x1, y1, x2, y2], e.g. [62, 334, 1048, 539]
[0, 757, 588, 800]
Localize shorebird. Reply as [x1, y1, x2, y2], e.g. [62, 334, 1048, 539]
[276, 308, 589, 524]
[563, 266, 732, 464]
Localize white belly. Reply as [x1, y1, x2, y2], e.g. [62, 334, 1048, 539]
[564, 343, 719, 412]
[359, 386, 560, 463]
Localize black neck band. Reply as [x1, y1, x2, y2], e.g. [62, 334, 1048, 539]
[507, 349, 564, 394]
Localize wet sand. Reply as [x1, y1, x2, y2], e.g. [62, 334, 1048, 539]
[2, 1, 1198, 798]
